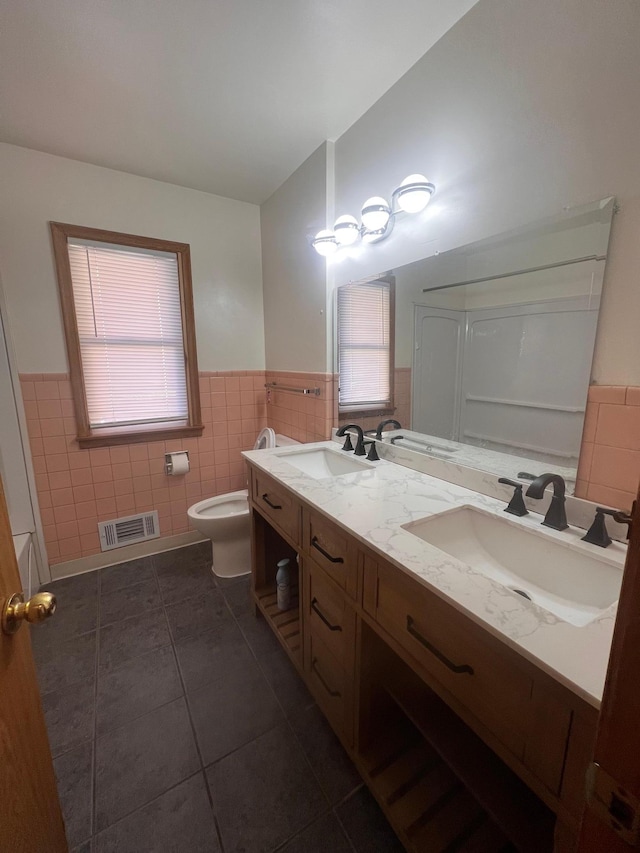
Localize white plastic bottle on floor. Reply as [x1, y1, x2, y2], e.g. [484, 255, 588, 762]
[276, 558, 291, 610]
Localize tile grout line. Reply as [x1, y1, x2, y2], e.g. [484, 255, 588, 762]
[89, 549, 221, 845]
[155, 551, 228, 853]
[213, 576, 340, 853]
[220, 576, 359, 832]
[204, 570, 337, 851]
[89, 769, 209, 847]
[90, 568, 101, 847]
[222, 577, 367, 853]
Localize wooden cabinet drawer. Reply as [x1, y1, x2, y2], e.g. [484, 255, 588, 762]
[306, 629, 352, 743]
[369, 559, 571, 794]
[373, 560, 532, 760]
[306, 556, 356, 662]
[251, 469, 299, 544]
[302, 509, 358, 598]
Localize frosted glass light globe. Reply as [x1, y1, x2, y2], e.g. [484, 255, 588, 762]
[361, 197, 391, 231]
[333, 214, 360, 246]
[393, 174, 435, 213]
[312, 229, 338, 257]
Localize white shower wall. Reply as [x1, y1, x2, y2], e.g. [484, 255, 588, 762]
[413, 297, 598, 465]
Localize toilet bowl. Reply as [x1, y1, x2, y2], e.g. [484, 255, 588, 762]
[187, 429, 298, 578]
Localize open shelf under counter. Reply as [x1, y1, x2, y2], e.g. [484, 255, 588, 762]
[253, 583, 302, 666]
[359, 714, 515, 852]
[382, 678, 555, 853]
[357, 623, 555, 853]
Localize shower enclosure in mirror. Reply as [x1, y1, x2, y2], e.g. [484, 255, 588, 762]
[335, 197, 615, 492]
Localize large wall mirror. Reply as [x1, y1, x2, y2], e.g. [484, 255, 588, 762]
[335, 197, 615, 492]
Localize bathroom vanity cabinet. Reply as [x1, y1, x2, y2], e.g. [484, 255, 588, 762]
[247, 463, 598, 852]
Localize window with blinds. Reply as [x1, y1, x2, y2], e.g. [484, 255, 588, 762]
[337, 279, 394, 412]
[51, 223, 202, 447]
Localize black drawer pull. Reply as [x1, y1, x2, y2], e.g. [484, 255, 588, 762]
[311, 598, 342, 632]
[406, 616, 474, 675]
[311, 536, 344, 564]
[261, 493, 282, 510]
[311, 658, 341, 697]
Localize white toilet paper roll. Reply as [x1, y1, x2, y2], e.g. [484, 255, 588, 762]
[165, 451, 189, 475]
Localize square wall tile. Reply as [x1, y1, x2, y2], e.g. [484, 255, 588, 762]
[627, 387, 640, 406]
[595, 404, 640, 451]
[590, 444, 640, 493]
[588, 385, 627, 404]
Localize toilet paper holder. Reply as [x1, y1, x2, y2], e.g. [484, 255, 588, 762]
[164, 451, 190, 476]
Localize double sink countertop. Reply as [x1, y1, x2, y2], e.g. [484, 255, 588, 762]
[242, 440, 627, 708]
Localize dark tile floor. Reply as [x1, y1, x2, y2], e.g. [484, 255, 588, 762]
[33, 543, 402, 853]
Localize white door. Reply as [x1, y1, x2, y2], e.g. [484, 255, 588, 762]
[412, 306, 464, 441]
[0, 305, 39, 594]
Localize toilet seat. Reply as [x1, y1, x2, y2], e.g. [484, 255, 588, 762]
[188, 489, 249, 520]
[254, 428, 276, 450]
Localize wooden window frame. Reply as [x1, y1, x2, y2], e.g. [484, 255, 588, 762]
[337, 277, 396, 417]
[50, 222, 203, 448]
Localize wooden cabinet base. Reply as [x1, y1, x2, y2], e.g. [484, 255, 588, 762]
[246, 461, 597, 853]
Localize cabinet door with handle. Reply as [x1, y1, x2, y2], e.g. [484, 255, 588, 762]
[302, 509, 358, 599]
[251, 468, 300, 545]
[306, 556, 356, 663]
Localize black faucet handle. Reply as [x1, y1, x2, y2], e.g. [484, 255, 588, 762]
[582, 508, 613, 548]
[598, 506, 620, 516]
[601, 505, 634, 540]
[363, 439, 380, 461]
[499, 477, 524, 489]
[340, 433, 354, 452]
[498, 478, 529, 517]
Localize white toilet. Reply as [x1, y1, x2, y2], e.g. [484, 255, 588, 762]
[187, 429, 298, 578]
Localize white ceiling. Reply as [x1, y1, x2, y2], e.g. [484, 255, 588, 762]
[0, 0, 477, 204]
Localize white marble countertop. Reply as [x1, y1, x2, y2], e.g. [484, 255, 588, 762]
[243, 441, 627, 708]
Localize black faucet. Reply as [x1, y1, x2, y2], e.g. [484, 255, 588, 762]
[375, 419, 401, 440]
[336, 424, 366, 456]
[525, 473, 568, 531]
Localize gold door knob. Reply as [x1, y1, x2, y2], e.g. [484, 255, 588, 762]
[2, 591, 57, 635]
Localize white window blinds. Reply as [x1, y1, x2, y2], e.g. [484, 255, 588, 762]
[67, 239, 188, 429]
[338, 280, 392, 410]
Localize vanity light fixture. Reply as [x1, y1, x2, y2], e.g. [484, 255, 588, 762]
[333, 214, 360, 246]
[311, 173, 435, 256]
[311, 228, 338, 257]
[362, 216, 395, 243]
[392, 174, 436, 214]
[361, 197, 392, 231]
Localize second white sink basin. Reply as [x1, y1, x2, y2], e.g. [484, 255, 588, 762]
[279, 447, 371, 479]
[402, 505, 622, 627]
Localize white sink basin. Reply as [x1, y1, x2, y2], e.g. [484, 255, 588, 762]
[279, 448, 371, 479]
[402, 505, 622, 627]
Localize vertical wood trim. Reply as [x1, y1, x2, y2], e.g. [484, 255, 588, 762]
[176, 242, 202, 427]
[577, 487, 640, 851]
[388, 276, 396, 413]
[49, 221, 91, 438]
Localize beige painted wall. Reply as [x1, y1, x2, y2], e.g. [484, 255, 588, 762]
[328, 0, 640, 386]
[261, 142, 331, 373]
[0, 143, 265, 373]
